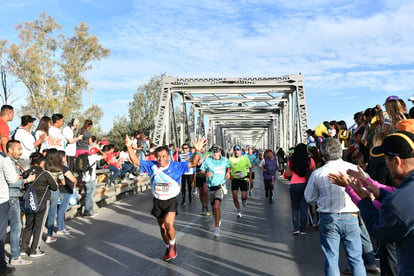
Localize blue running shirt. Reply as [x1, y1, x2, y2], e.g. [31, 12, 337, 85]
[140, 160, 189, 200]
[200, 156, 230, 188]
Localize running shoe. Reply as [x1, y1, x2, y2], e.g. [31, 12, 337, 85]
[292, 230, 300, 235]
[213, 227, 221, 237]
[300, 232, 307, 235]
[205, 210, 211, 216]
[237, 211, 242, 218]
[163, 247, 170, 261]
[167, 244, 177, 260]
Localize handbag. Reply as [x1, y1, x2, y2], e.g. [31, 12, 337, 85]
[20, 171, 47, 214]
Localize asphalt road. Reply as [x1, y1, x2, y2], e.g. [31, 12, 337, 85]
[12, 168, 349, 276]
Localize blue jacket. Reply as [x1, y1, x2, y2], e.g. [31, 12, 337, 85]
[358, 171, 414, 275]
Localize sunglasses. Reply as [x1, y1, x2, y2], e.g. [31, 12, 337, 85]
[182, 147, 189, 149]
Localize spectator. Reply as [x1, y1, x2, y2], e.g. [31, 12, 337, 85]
[0, 148, 18, 275]
[304, 138, 365, 275]
[76, 119, 93, 157]
[178, 143, 194, 205]
[47, 114, 65, 151]
[383, 96, 407, 134]
[14, 115, 46, 170]
[90, 135, 99, 149]
[20, 152, 58, 257]
[62, 119, 82, 171]
[55, 150, 76, 236]
[45, 149, 66, 244]
[6, 140, 34, 266]
[0, 105, 14, 152]
[82, 147, 106, 217]
[284, 143, 315, 235]
[34, 116, 51, 153]
[351, 131, 414, 275]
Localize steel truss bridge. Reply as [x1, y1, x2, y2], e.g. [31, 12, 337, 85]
[152, 74, 308, 151]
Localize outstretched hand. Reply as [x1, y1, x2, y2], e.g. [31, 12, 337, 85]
[192, 137, 207, 152]
[349, 179, 370, 199]
[327, 171, 349, 188]
[346, 166, 367, 183]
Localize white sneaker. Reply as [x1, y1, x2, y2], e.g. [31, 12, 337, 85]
[46, 236, 57, 243]
[237, 211, 242, 218]
[10, 256, 33, 265]
[56, 229, 71, 236]
[213, 227, 220, 237]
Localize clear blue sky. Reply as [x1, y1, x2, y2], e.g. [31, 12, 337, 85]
[1, 0, 414, 133]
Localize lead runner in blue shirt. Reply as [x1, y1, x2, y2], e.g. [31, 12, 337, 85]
[126, 135, 206, 262]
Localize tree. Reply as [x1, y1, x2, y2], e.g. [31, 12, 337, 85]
[0, 39, 13, 105]
[7, 12, 110, 118]
[106, 115, 131, 149]
[80, 104, 104, 137]
[128, 74, 165, 134]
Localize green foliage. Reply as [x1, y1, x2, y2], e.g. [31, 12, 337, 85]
[79, 104, 104, 137]
[106, 74, 165, 147]
[6, 12, 110, 120]
[128, 73, 164, 134]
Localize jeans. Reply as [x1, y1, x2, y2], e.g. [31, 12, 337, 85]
[0, 201, 9, 272]
[120, 162, 135, 178]
[319, 213, 366, 276]
[108, 165, 120, 182]
[359, 217, 376, 269]
[8, 197, 22, 259]
[57, 192, 71, 231]
[289, 183, 308, 232]
[47, 189, 60, 236]
[84, 180, 96, 213]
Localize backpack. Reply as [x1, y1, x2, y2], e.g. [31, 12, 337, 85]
[20, 171, 47, 214]
[74, 154, 91, 173]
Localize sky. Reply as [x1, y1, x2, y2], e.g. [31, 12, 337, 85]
[1, 0, 414, 133]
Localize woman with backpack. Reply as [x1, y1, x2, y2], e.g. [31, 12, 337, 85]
[20, 152, 58, 257]
[284, 143, 315, 235]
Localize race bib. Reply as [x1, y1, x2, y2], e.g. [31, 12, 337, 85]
[155, 182, 171, 195]
[213, 166, 225, 175]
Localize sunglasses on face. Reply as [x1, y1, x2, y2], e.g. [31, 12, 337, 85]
[182, 147, 188, 150]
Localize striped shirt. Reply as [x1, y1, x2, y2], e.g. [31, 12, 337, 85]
[304, 159, 360, 213]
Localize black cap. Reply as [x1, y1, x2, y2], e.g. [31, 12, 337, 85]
[371, 131, 414, 159]
[210, 144, 222, 153]
[21, 115, 36, 126]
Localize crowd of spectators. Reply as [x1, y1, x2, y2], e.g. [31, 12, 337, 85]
[0, 105, 152, 274]
[296, 95, 414, 275]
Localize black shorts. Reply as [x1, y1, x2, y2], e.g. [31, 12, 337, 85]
[231, 178, 249, 191]
[151, 196, 178, 218]
[196, 175, 207, 187]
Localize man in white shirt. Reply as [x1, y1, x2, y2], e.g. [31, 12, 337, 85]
[14, 115, 46, 169]
[47, 114, 65, 151]
[62, 118, 82, 171]
[304, 138, 365, 275]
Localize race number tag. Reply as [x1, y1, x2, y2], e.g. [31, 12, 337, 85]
[155, 182, 170, 195]
[213, 166, 225, 175]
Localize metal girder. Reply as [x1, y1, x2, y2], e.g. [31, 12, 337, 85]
[154, 75, 308, 151]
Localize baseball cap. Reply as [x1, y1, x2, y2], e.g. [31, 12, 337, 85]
[233, 145, 241, 151]
[21, 115, 36, 126]
[371, 131, 414, 159]
[210, 144, 222, 153]
[90, 147, 101, 155]
[383, 95, 400, 106]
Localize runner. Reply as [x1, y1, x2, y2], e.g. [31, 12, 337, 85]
[195, 145, 211, 216]
[259, 150, 279, 203]
[178, 143, 193, 205]
[229, 145, 252, 218]
[245, 146, 258, 196]
[200, 144, 230, 237]
[125, 135, 206, 261]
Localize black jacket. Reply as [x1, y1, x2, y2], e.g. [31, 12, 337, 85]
[24, 166, 58, 201]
